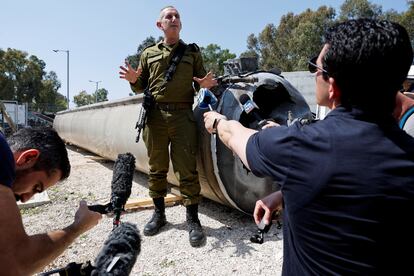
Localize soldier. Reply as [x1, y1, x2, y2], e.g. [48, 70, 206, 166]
[119, 6, 216, 247]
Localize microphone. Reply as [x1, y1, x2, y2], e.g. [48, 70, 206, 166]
[91, 222, 141, 276]
[197, 88, 217, 110]
[39, 222, 140, 276]
[110, 153, 135, 226]
[88, 153, 136, 227]
[239, 94, 267, 129]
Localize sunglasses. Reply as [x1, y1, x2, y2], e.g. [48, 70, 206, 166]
[308, 56, 329, 75]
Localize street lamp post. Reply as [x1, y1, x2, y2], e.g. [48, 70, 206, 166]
[53, 49, 70, 109]
[89, 80, 102, 103]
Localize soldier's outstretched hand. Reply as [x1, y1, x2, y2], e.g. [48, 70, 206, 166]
[119, 59, 142, 84]
[193, 71, 218, 89]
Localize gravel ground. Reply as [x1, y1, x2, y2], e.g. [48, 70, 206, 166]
[22, 145, 283, 276]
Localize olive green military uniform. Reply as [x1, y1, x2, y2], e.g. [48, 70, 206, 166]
[131, 40, 206, 206]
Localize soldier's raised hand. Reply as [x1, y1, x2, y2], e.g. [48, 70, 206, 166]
[193, 71, 218, 89]
[119, 59, 142, 84]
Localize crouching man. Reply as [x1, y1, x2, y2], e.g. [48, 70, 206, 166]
[0, 127, 102, 275]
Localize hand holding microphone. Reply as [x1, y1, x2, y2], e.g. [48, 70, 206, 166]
[203, 111, 227, 135]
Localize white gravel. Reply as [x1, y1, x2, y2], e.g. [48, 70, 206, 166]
[22, 145, 283, 276]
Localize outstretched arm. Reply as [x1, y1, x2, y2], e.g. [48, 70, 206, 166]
[119, 60, 142, 84]
[0, 185, 101, 275]
[203, 111, 257, 170]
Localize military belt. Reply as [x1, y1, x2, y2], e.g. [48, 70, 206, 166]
[155, 102, 192, 111]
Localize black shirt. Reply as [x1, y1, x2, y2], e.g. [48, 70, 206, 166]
[0, 133, 15, 188]
[247, 107, 414, 275]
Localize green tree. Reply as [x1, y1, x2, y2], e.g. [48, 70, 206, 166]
[73, 90, 94, 107]
[245, 0, 413, 72]
[240, 34, 260, 59]
[339, 0, 382, 21]
[396, 1, 414, 47]
[74, 88, 108, 107]
[0, 48, 65, 112]
[35, 71, 66, 112]
[200, 44, 236, 76]
[93, 88, 108, 103]
[247, 7, 335, 71]
[0, 48, 44, 102]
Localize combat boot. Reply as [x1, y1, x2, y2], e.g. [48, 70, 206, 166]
[144, 197, 166, 236]
[186, 204, 206, 247]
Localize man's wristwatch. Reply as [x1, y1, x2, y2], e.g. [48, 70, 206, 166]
[212, 118, 222, 134]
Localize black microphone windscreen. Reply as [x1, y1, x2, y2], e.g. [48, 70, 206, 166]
[239, 94, 251, 105]
[92, 222, 141, 275]
[111, 153, 136, 207]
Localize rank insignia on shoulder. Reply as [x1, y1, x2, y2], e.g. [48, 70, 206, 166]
[188, 43, 200, 52]
[141, 43, 156, 53]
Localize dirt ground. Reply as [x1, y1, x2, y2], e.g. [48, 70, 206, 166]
[22, 145, 283, 276]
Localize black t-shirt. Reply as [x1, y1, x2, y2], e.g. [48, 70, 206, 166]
[246, 107, 414, 275]
[0, 133, 15, 188]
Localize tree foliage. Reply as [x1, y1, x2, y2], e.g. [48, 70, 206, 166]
[394, 1, 414, 47]
[36, 71, 66, 112]
[245, 0, 414, 72]
[94, 88, 108, 103]
[339, 0, 382, 20]
[0, 48, 66, 112]
[246, 7, 335, 71]
[200, 44, 236, 76]
[73, 90, 94, 107]
[73, 88, 108, 107]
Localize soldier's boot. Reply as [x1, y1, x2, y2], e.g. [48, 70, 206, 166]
[143, 197, 166, 236]
[186, 204, 206, 247]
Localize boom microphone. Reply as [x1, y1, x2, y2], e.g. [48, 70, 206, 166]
[91, 222, 141, 276]
[88, 153, 136, 227]
[111, 153, 136, 226]
[239, 94, 267, 129]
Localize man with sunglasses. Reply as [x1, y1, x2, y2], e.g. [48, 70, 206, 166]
[204, 19, 414, 275]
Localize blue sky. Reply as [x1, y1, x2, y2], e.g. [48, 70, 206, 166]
[1, 0, 408, 107]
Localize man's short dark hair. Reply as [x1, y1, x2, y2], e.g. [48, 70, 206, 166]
[323, 19, 413, 113]
[7, 127, 70, 180]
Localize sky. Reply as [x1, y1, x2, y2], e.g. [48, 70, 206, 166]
[1, 0, 409, 108]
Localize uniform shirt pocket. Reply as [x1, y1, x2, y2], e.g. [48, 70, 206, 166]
[175, 55, 194, 83]
[147, 53, 164, 72]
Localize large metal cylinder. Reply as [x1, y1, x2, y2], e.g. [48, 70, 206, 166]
[54, 71, 312, 214]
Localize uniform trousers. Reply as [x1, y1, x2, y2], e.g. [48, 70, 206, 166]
[143, 107, 201, 206]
